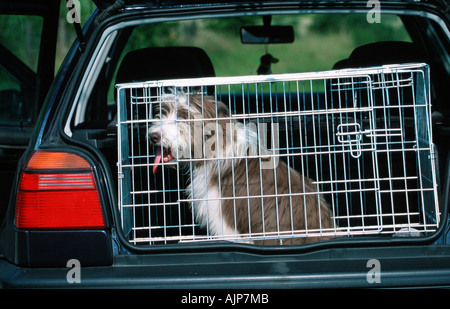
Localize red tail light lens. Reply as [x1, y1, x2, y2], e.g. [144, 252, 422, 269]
[15, 151, 106, 230]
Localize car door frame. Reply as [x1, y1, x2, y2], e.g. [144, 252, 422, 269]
[0, 0, 60, 221]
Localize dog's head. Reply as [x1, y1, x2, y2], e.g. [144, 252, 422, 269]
[148, 91, 229, 172]
[148, 90, 259, 174]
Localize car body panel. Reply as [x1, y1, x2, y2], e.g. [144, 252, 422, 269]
[2, 245, 450, 288]
[0, 0, 449, 289]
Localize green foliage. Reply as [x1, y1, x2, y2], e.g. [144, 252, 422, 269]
[204, 16, 260, 35]
[0, 9, 413, 95]
[309, 14, 411, 46]
[0, 15, 43, 73]
[123, 14, 411, 77]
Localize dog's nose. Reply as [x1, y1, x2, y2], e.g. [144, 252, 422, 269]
[149, 132, 161, 143]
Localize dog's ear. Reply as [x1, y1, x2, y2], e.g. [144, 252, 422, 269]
[216, 100, 230, 117]
[176, 90, 188, 106]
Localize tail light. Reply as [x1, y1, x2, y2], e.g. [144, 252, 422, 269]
[15, 150, 106, 230]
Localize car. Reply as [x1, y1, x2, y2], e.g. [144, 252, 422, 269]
[0, 0, 449, 289]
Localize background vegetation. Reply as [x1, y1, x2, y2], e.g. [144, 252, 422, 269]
[125, 12, 411, 76]
[1, 1, 411, 85]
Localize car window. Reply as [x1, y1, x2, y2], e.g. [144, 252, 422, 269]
[75, 13, 414, 130]
[0, 15, 42, 71]
[102, 13, 411, 106]
[132, 14, 411, 75]
[0, 69, 29, 125]
[0, 12, 49, 224]
[0, 14, 42, 127]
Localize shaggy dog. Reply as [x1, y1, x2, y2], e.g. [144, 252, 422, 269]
[148, 90, 333, 245]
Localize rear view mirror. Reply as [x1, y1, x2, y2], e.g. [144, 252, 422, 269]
[240, 26, 294, 44]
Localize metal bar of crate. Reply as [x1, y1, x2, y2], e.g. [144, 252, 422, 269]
[116, 63, 439, 245]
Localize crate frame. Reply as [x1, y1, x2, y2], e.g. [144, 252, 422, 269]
[116, 63, 440, 246]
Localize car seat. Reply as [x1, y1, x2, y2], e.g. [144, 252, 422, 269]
[115, 46, 215, 84]
[333, 41, 428, 69]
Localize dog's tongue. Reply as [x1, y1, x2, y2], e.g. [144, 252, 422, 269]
[153, 149, 162, 174]
[153, 148, 174, 174]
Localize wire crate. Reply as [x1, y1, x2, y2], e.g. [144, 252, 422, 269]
[116, 63, 440, 246]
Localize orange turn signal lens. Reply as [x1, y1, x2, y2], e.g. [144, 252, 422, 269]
[25, 150, 92, 170]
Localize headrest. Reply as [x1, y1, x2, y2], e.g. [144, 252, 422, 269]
[116, 46, 215, 84]
[333, 41, 428, 69]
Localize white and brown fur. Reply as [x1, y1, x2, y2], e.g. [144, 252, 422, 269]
[148, 90, 334, 245]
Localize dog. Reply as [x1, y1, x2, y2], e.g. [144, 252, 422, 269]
[148, 90, 334, 245]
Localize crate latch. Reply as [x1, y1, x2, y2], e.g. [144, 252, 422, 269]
[336, 123, 363, 159]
